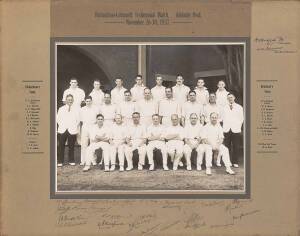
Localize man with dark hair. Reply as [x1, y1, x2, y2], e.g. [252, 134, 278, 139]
[223, 93, 244, 168]
[172, 75, 190, 105]
[83, 114, 111, 172]
[158, 87, 181, 126]
[130, 74, 146, 102]
[124, 112, 147, 171]
[111, 77, 127, 104]
[151, 75, 166, 102]
[79, 96, 99, 165]
[203, 92, 223, 124]
[62, 78, 85, 108]
[136, 88, 158, 127]
[57, 94, 80, 166]
[117, 90, 136, 125]
[99, 93, 118, 126]
[216, 80, 229, 107]
[194, 78, 209, 106]
[181, 90, 203, 127]
[89, 79, 104, 108]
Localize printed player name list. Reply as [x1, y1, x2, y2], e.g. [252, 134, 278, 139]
[256, 80, 278, 154]
[23, 81, 43, 154]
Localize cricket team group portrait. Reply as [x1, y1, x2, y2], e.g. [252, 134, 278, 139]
[54, 43, 247, 192]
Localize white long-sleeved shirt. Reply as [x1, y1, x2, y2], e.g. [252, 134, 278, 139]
[151, 85, 166, 102]
[203, 103, 224, 123]
[136, 99, 158, 118]
[117, 101, 137, 119]
[130, 84, 146, 102]
[62, 87, 85, 108]
[172, 84, 190, 104]
[126, 124, 147, 142]
[99, 103, 117, 122]
[111, 86, 127, 104]
[182, 101, 203, 121]
[184, 123, 204, 140]
[57, 105, 80, 134]
[89, 89, 104, 107]
[146, 124, 165, 140]
[158, 98, 181, 118]
[79, 105, 99, 126]
[87, 124, 110, 143]
[164, 125, 185, 141]
[216, 89, 229, 107]
[222, 103, 244, 133]
[202, 123, 224, 147]
[194, 87, 209, 106]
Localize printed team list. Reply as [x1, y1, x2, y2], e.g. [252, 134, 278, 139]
[256, 80, 279, 154]
[23, 81, 43, 154]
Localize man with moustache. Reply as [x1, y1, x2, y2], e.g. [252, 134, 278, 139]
[172, 74, 190, 105]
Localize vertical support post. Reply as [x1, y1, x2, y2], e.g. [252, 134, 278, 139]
[138, 45, 147, 85]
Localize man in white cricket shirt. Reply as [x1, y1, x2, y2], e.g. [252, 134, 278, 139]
[109, 114, 127, 172]
[79, 96, 99, 166]
[146, 114, 168, 171]
[130, 74, 146, 102]
[181, 90, 203, 127]
[99, 93, 118, 126]
[117, 90, 136, 125]
[83, 114, 111, 172]
[223, 93, 244, 168]
[194, 78, 209, 106]
[57, 94, 80, 166]
[111, 77, 127, 104]
[216, 80, 229, 107]
[151, 75, 166, 102]
[165, 114, 185, 170]
[62, 78, 85, 108]
[201, 112, 235, 175]
[203, 92, 224, 124]
[124, 112, 147, 171]
[89, 79, 104, 108]
[183, 113, 205, 171]
[136, 88, 158, 127]
[158, 87, 181, 126]
[172, 75, 190, 105]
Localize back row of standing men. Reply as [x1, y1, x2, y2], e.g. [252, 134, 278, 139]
[57, 75, 244, 173]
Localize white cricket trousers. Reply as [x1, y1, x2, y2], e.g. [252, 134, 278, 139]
[146, 140, 167, 166]
[124, 140, 146, 168]
[166, 140, 184, 168]
[85, 142, 110, 167]
[110, 140, 125, 167]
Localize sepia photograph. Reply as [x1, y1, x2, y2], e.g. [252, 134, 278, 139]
[52, 40, 248, 195]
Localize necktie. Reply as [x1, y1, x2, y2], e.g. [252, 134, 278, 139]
[230, 104, 233, 110]
[68, 105, 71, 112]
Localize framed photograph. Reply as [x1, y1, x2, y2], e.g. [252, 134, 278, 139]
[51, 38, 250, 198]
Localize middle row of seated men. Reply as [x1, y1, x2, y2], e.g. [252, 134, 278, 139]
[82, 111, 235, 176]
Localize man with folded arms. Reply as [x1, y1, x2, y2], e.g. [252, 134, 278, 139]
[117, 90, 136, 125]
[79, 96, 99, 166]
[57, 94, 80, 167]
[109, 114, 127, 172]
[124, 112, 147, 171]
[158, 87, 181, 127]
[183, 113, 204, 171]
[222, 93, 244, 168]
[146, 114, 168, 171]
[201, 112, 235, 175]
[99, 93, 118, 126]
[164, 114, 185, 170]
[83, 114, 111, 172]
[136, 88, 158, 127]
